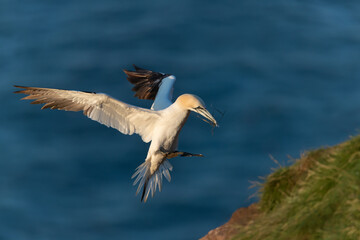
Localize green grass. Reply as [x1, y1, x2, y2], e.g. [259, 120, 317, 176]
[233, 135, 360, 240]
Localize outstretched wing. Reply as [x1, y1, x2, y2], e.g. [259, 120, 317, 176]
[14, 86, 160, 143]
[123, 65, 176, 110]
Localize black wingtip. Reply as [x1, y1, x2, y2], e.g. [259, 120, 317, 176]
[123, 65, 170, 100]
[123, 65, 146, 75]
[133, 64, 143, 71]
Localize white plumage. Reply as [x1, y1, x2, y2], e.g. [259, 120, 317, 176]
[14, 65, 217, 202]
[151, 75, 176, 110]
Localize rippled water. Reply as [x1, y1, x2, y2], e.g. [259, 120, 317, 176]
[1, 1, 360, 239]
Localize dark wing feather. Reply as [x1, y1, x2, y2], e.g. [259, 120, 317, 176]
[123, 65, 170, 100]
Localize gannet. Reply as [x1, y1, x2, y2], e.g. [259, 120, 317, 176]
[14, 65, 218, 202]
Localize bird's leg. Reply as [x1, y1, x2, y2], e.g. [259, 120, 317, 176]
[159, 148, 204, 159]
[178, 152, 204, 157]
[159, 148, 182, 159]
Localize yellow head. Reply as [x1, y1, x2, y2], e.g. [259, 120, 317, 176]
[176, 94, 218, 127]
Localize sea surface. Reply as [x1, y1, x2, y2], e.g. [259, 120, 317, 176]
[1, 1, 360, 239]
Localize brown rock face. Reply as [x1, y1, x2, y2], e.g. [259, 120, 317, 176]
[200, 204, 259, 240]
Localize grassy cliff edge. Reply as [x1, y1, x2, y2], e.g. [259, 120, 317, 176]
[201, 135, 360, 240]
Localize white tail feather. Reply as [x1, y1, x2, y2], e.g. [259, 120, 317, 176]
[131, 160, 173, 202]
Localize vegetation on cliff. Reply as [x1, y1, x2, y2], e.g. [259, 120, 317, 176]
[230, 135, 360, 240]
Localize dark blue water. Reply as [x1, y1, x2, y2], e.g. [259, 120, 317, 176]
[1, 1, 360, 239]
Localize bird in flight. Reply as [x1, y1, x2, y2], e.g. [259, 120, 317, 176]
[14, 65, 218, 202]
